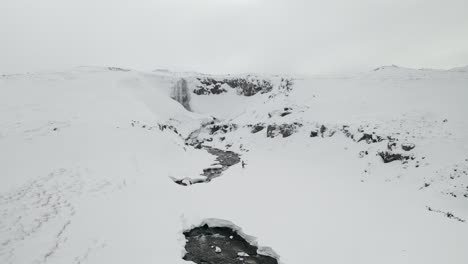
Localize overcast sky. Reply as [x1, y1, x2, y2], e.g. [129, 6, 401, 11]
[2, 0, 468, 75]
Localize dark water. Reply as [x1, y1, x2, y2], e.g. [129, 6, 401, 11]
[183, 225, 279, 264]
[173, 146, 241, 186]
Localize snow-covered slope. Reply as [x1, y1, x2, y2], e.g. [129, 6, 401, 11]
[1, 65, 467, 264]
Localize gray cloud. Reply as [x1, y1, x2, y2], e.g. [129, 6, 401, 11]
[1, 0, 467, 74]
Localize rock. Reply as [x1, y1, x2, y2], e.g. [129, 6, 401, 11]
[319, 125, 327, 137]
[378, 151, 411, 163]
[357, 133, 383, 144]
[225, 78, 273, 96]
[267, 123, 302, 138]
[193, 78, 228, 95]
[158, 124, 179, 135]
[251, 124, 265, 133]
[194, 77, 275, 96]
[108, 67, 130, 71]
[387, 141, 397, 151]
[358, 150, 368, 158]
[182, 178, 192, 186]
[310, 130, 318, 137]
[267, 125, 277, 138]
[215, 246, 222, 253]
[312, 124, 336, 138]
[278, 78, 294, 93]
[340, 125, 354, 139]
[202, 167, 223, 177]
[401, 143, 416, 151]
[208, 123, 237, 135]
[173, 177, 197, 186]
[268, 107, 294, 118]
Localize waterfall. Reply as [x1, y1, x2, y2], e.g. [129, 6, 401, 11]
[170, 78, 191, 111]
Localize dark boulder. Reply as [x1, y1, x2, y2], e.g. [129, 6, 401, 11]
[266, 125, 276, 138]
[267, 123, 302, 138]
[319, 125, 327, 136]
[378, 151, 411, 163]
[357, 133, 384, 144]
[208, 123, 237, 135]
[251, 124, 265, 133]
[401, 143, 416, 151]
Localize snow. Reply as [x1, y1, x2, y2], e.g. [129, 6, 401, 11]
[1, 66, 468, 264]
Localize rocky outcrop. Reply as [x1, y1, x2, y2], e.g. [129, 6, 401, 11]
[268, 78, 295, 99]
[357, 133, 384, 144]
[208, 123, 238, 135]
[339, 125, 395, 144]
[193, 78, 227, 95]
[268, 107, 293, 118]
[267, 123, 303, 138]
[194, 77, 275, 96]
[387, 141, 397, 151]
[226, 78, 273, 96]
[250, 123, 265, 133]
[309, 124, 336, 138]
[278, 78, 294, 93]
[378, 151, 412, 163]
[341, 125, 355, 140]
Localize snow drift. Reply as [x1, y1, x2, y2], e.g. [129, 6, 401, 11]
[1, 65, 468, 264]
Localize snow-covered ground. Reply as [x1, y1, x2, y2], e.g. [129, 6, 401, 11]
[1, 65, 467, 264]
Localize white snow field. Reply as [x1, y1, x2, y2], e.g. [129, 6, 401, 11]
[1, 65, 468, 264]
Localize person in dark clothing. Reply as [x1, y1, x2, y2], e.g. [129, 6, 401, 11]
[241, 160, 246, 168]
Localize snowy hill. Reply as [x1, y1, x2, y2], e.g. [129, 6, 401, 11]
[1, 66, 468, 264]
